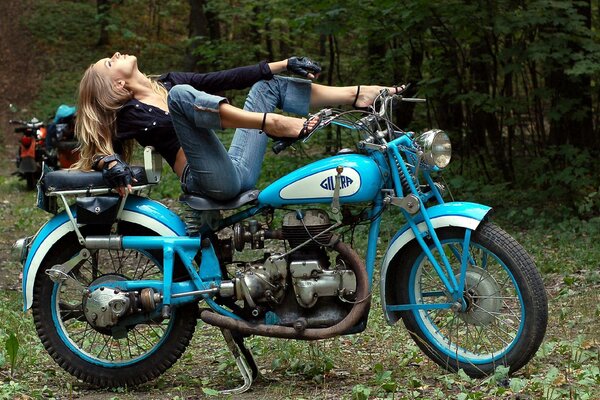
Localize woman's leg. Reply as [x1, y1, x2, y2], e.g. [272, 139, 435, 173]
[309, 83, 400, 108]
[168, 84, 242, 199]
[229, 76, 312, 191]
[228, 78, 396, 191]
[168, 83, 311, 199]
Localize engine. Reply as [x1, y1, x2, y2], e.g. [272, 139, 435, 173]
[220, 209, 357, 328]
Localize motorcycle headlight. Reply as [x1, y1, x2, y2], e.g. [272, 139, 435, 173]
[416, 129, 452, 168]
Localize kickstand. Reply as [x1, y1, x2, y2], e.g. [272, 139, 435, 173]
[219, 329, 258, 395]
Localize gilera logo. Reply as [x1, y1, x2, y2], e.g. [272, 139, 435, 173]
[320, 175, 354, 191]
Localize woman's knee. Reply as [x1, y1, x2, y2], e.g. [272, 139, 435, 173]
[167, 84, 194, 115]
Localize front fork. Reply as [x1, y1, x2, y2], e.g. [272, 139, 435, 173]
[381, 143, 473, 312]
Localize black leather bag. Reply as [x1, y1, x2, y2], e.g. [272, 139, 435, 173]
[76, 196, 121, 224]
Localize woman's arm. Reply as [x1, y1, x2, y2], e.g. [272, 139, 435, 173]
[268, 60, 288, 74]
[161, 60, 281, 93]
[161, 57, 319, 93]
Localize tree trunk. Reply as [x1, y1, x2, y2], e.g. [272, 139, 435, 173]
[469, 34, 514, 181]
[547, 0, 593, 149]
[185, 0, 220, 72]
[395, 38, 423, 129]
[96, 0, 110, 47]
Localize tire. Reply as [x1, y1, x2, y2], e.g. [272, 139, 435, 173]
[31, 223, 198, 387]
[25, 172, 36, 190]
[391, 221, 547, 377]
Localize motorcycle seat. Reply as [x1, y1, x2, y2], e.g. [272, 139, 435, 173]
[179, 190, 260, 211]
[42, 166, 148, 193]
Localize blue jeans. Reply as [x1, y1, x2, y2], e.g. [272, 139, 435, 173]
[167, 76, 312, 200]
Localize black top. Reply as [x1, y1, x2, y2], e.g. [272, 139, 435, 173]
[115, 61, 273, 169]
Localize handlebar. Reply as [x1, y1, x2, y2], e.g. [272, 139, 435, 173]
[9, 119, 44, 128]
[270, 85, 423, 153]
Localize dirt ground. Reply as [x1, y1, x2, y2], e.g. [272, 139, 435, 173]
[0, 0, 40, 291]
[0, 0, 41, 151]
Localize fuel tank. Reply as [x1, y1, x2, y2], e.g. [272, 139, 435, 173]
[258, 154, 384, 207]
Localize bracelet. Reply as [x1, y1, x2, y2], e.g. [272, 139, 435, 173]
[352, 85, 361, 108]
[260, 112, 268, 132]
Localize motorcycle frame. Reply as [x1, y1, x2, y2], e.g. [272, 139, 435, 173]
[23, 136, 491, 324]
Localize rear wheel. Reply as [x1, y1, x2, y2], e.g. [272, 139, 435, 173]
[392, 222, 547, 377]
[32, 224, 198, 387]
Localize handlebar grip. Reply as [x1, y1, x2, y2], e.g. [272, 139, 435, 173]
[272, 139, 294, 154]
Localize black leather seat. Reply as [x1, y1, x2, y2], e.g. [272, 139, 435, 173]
[42, 166, 148, 193]
[179, 190, 260, 211]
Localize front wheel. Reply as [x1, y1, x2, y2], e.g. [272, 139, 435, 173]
[32, 224, 198, 387]
[391, 221, 547, 377]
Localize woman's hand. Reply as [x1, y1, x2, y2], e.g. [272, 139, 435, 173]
[101, 154, 137, 196]
[287, 57, 321, 79]
[268, 57, 322, 79]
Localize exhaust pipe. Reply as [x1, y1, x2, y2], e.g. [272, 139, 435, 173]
[200, 240, 370, 340]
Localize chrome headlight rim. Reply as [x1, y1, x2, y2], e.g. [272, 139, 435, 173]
[12, 236, 32, 264]
[416, 129, 452, 169]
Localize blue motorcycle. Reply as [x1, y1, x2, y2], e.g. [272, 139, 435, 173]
[14, 89, 547, 394]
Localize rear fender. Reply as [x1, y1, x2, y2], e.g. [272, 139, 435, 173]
[380, 202, 492, 324]
[22, 196, 186, 311]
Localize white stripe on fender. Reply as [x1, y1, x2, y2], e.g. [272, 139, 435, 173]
[24, 211, 179, 310]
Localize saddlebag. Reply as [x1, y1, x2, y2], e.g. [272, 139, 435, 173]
[76, 196, 121, 224]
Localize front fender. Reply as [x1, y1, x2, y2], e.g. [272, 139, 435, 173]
[22, 195, 186, 311]
[380, 201, 492, 324]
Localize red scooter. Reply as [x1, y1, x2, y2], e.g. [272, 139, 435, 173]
[11, 105, 79, 190]
[11, 117, 47, 189]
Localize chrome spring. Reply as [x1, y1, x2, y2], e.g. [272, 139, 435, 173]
[393, 153, 420, 197]
[183, 207, 203, 236]
[182, 206, 221, 236]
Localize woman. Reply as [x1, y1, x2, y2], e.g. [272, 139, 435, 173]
[74, 52, 397, 199]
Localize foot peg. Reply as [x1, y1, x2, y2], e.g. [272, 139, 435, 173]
[219, 329, 258, 395]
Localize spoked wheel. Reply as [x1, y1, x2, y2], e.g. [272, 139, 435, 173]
[392, 221, 547, 377]
[32, 224, 197, 387]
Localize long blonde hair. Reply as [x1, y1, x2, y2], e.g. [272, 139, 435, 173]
[72, 65, 168, 170]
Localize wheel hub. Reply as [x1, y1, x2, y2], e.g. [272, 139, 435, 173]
[454, 266, 502, 326]
[83, 275, 131, 329]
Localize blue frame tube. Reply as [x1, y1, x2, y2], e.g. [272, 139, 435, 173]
[365, 202, 383, 285]
[457, 229, 472, 296]
[388, 143, 459, 295]
[386, 303, 453, 311]
[120, 235, 240, 320]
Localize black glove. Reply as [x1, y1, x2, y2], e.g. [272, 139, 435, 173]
[287, 57, 321, 78]
[101, 154, 135, 189]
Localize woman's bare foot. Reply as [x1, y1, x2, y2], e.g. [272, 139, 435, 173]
[354, 85, 403, 108]
[263, 114, 319, 139]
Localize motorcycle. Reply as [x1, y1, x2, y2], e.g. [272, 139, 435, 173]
[14, 88, 548, 394]
[11, 105, 78, 189]
[45, 104, 79, 169]
[11, 117, 47, 189]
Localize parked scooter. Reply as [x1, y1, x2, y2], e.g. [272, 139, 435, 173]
[11, 105, 78, 189]
[45, 105, 78, 169]
[11, 117, 47, 189]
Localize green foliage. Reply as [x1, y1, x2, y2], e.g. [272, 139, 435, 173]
[4, 333, 19, 377]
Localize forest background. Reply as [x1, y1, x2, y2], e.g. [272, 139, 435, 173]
[0, 0, 598, 399]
